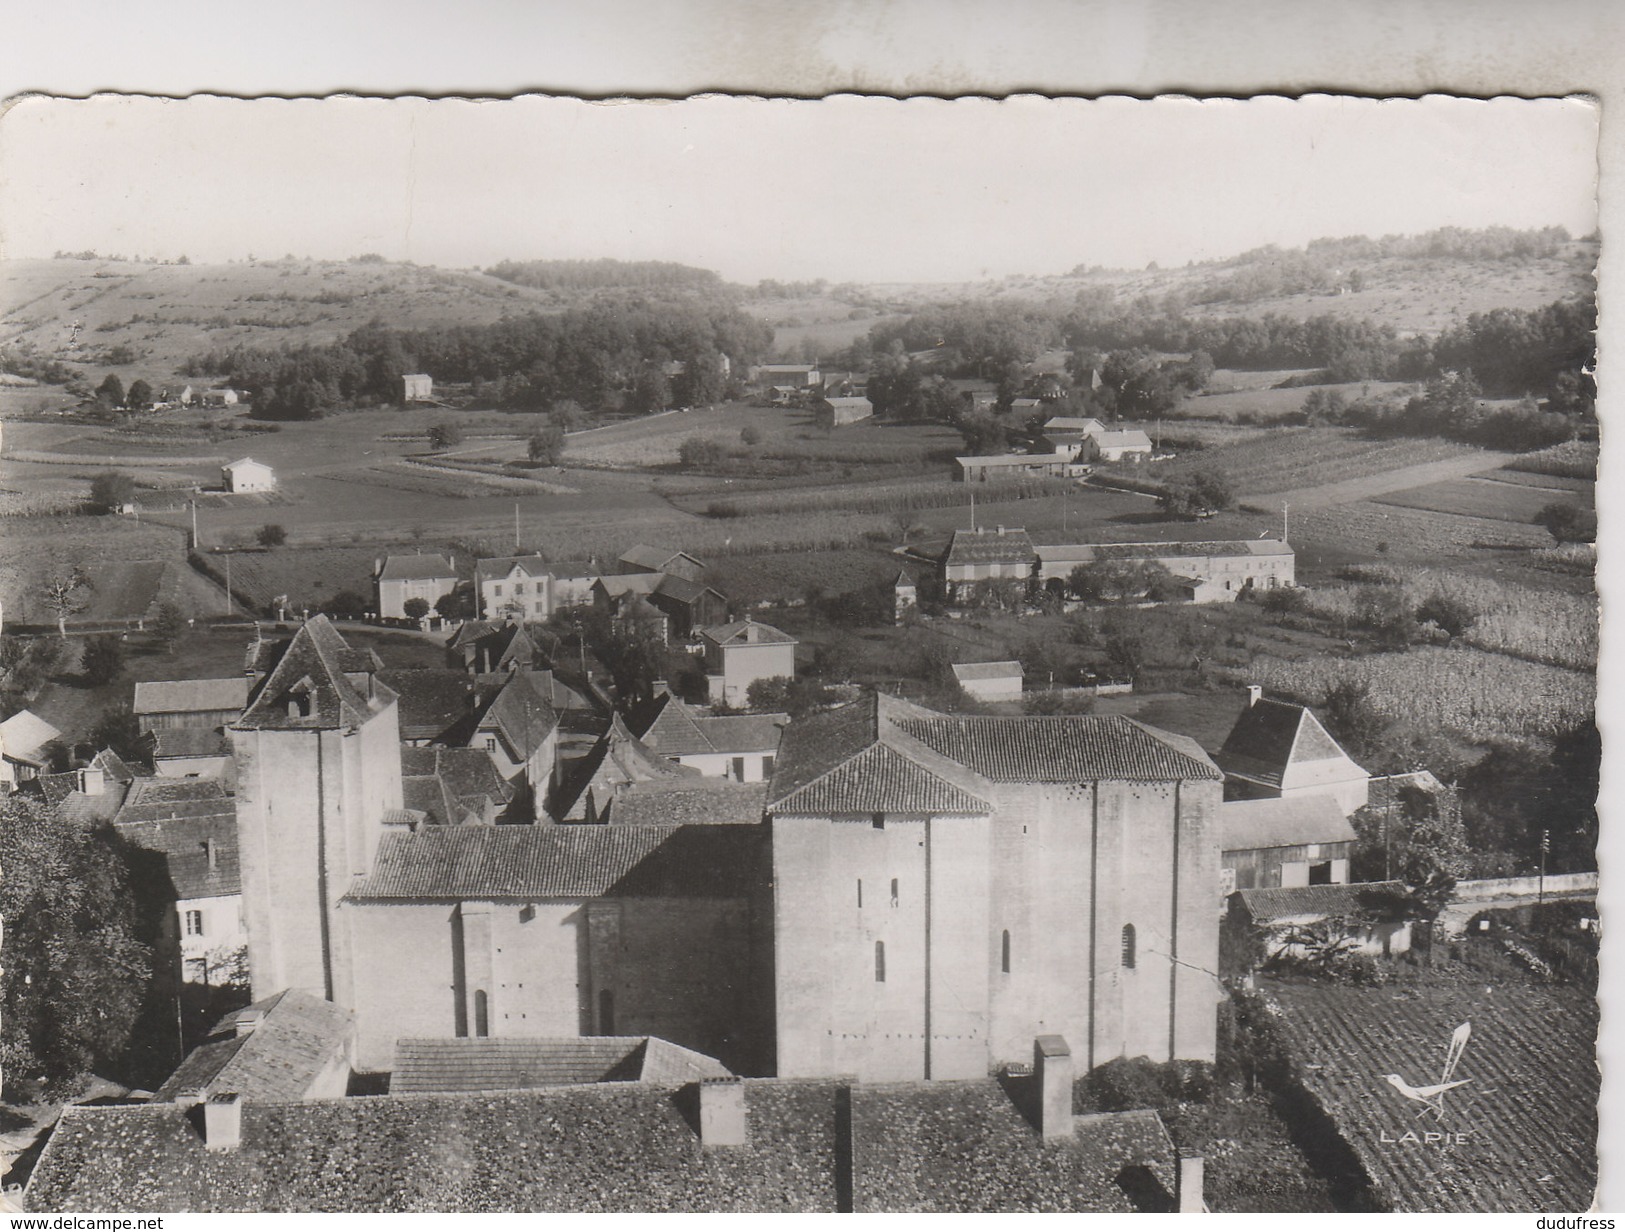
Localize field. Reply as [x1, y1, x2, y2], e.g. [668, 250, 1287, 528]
[1264, 976, 1597, 1212]
[1181, 380, 1410, 424]
[1236, 645, 1594, 740]
[1287, 501, 1552, 567]
[1502, 439, 1598, 480]
[1373, 475, 1591, 525]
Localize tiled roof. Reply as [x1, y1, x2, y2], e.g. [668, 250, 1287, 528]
[28, 1080, 843, 1213]
[1236, 880, 1411, 923]
[607, 780, 768, 826]
[474, 555, 550, 583]
[90, 747, 139, 783]
[772, 742, 992, 815]
[115, 791, 239, 900]
[236, 616, 392, 732]
[554, 713, 694, 821]
[696, 714, 787, 753]
[152, 991, 352, 1104]
[629, 694, 786, 757]
[1043, 416, 1105, 433]
[1218, 697, 1354, 787]
[133, 678, 250, 715]
[55, 780, 130, 826]
[113, 777, 235, 823]
[390, 1036, 730, 1094]
[401, 745, 512, 821]
[651, 574, 720, 605]
[851, 1089, 1175, 1213]
[378, 669, 475, 738]
[401, 771, 460, 825]
[35, 772, 82, 807]
[1093, 430, 1153, 449]
[896, 714, 1223, 783]
[26, 1076, 1178, 1214]
[942, 528, 1036, 568]
[475, 672, 559, 762]
[594, 572, 662, 598]
[377, 553, 456, 582]
[346, 823, 765, 901]
[619, 545, 698, 573]
[152, 727, 231, 759]
[700, 619, 797, 648]
[1221, 796, 1354, 852]
[951, 660, 1022, 682]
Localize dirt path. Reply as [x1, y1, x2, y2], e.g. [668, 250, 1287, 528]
[1245, 449, 1516, 510]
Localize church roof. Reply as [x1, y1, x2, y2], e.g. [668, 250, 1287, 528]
[236, 616, 393, 732]
[345, 823, 763, 902]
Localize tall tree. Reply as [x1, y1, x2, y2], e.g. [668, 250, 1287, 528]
[41, 565, 91, 636]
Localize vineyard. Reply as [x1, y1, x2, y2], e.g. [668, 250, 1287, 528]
[1138, 428, 1476, 495]
[1502, 439, 1598, 480]
[1265, 978, 1597, 1212]
[1288, 500, 1551, 560]
[1236, 645, 1594, 740]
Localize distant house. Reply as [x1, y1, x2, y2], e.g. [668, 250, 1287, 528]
[1044, 416, 1106, 436]
[817, 396, 874, 428]
[1228, 881, 1414, 958]
[627, 692, 788, 783]
[375, 553, 458, 620]
[401, 745, 514, 826]
[552, 713, 699, 822]
[1216, 687, 1370, 815]
[894, 568, 917, 624]
[957, 453, 1082, 483]
[951, 661, 1024, 703]
[201, 388, 239, 407]
[750, 363, 821, 389]
[134, 678, 250, 733]
[447, 621, 538, 676]
[222, 457, 275, 493]
[465, 670, 561, 795]
[1032, 539, 1295, 603]
[1088, 429, 1153, 463]
[475, 555, 553, 622]
[940, 526, 1036, 600]
[1219, 795, 1356, 895]
[0, 708, 62, 786]
[648, 574, 728, 638]
[401, 373, 434, 402]
[617, 545, 706, 583]
[549, 559, 602, 609]
[698, 619, 798, 708]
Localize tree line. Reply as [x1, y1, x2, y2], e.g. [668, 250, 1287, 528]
[185, 302, 773, 420]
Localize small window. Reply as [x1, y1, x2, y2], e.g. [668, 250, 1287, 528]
[890, 878, 899, 907]
[763, 755, 775, 777]
[1308, 861, 1334, 886]
[871, 813, 885, 830]
[857, 879, 863, 908]
[1121, 924, 1136, 969]
[483, 736, 498, 753]
[183, 909, 204, 937]
[731, 756, 746, 781]
[874, 941, 886, 983]
[1001, 929, 1012, 974]
[493, 584, 503, 597]
[474, 990, 489, 1037]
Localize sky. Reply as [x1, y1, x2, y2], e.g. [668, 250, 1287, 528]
[0, 93, 1600, 283]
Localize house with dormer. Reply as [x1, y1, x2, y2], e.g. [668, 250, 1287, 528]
[1215, 686, 1370, 815]
[475, 556, 553, 622]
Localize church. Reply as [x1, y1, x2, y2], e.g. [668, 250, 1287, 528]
[230, 618, 1224, 1078]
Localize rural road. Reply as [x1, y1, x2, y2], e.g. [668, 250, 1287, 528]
[1245, 449, 1517, 510]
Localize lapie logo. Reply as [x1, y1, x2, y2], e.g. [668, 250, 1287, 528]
[1379, 1022, 1473, 1146]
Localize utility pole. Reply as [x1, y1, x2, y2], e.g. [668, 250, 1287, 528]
[514, 501, 520, 553]
[1539, 829, 1550, 906]
[970, 489, 977, 531]
[224, 554, 233, 617]
[190, 500, 199, 550]
[1281, 501, 1290, 543]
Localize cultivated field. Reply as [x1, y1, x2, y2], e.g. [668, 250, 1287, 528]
[1373, 476, 1590, 525]
[1182, 380, 1410, 424]
[1237, 645, 1593, 741]
[1138, 428, 1482, 498]
[1265, 976, 1597, 1212]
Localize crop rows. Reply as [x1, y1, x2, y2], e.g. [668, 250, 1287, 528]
[1237, 645, 1593, 739]
[1503, 439, 1598, 480]
[1266, 979, 1597, 1212]
[669, 476, 1071, 519]
[1147, 429, 1474, 493]
[1373, 477, 1586, 525]
[1289, 501, 1550, 559]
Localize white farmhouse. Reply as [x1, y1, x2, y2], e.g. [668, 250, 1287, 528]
[222, 457, 276, 493]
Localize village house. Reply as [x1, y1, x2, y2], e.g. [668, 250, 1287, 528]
[750, 363, 821, 392]
[548, 559, 602, 609]
[134, 676, 249, 779]
[401, 373, 434, 402]
[1033, 539, 1295, 602]
[1088, 429, 1154, 463]
[152, 991, 356, 1105]
[202, 388, 240, 407]
[221, 457, 275, 493]
[1227, 881, 1415, 959]
[1219, 794, 1356, 895]
[627, 691, 788, 783]
[374, 553, 459, 620]
[1216, 687, 1371, 815]
[617, 544, 707, 583]
[957, 452, 1082, 483]
[446, 621, 538, 676]
[940, 526, 1036, 601]
[474, 555, 553, 622]
[0, 708, 62, 786]
[699, 619, 797, 707]
[952, 660, 1024, 703]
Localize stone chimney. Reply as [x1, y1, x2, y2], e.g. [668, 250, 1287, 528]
[1034, 1035, 1073, 1140]
[1245, 684, 1262, 708]
[1177, 1154, 1205, 1213]
[78, 765, 104, 796]
[698, 1076, 747, 1147]
[203, 1091, 243, 1151]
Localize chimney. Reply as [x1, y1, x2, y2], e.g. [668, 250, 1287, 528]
[651, 679, 669, 699]
[698, 1077, 747, 1147]
[374, 557, 383, 579]
[1176, 1154, 1205, 1213]
[203, 1091, 243, 1151]
[78, 765, 104, 796]
[1245, 684, 1262, 708]
[1034, 1035, 1073, 1140]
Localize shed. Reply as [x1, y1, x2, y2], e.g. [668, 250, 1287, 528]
[951, 660, 1024, 703]
[222, 457, 275, 493]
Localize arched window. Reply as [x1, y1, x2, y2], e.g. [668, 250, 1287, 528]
[874, 941, 886, 983]
[890, 878, 899, 907]
[1121, 924, 1137, 970]
[857, 879, 863, 908]
[1001, 929, 1012, 974]
[474, 989, 490, 1037]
